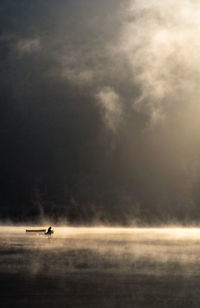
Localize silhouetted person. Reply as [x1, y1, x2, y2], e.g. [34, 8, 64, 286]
[45, 226, 53, 236]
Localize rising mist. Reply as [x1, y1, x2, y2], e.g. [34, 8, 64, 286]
[1, 0, 200, 224]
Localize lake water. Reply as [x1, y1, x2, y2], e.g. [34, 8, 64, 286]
[1, 226, 200, 307]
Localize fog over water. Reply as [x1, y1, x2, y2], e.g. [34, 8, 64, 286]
[3, 0, 200, 306]
[2, 226, 200, 307]
[2, 0, 200, 223]
[2, 226, 200, 276]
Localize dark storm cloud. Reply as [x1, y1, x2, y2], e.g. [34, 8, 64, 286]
[1, 0, 200, 224]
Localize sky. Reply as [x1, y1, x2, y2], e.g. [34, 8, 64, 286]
[1, 0, 200, 224]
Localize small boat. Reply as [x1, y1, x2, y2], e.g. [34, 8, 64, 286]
[26, 226, 54, 235]
[26, 229, 46, 233]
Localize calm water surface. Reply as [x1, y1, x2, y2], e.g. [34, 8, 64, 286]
[1, 226, 200, 307]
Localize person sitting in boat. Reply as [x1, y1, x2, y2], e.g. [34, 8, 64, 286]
[45, 226, 53, 235]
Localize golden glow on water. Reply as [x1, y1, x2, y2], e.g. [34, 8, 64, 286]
[2, 225, 200, 238]
[54, 226, 200, 238]
[1, 226, 200, 276]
